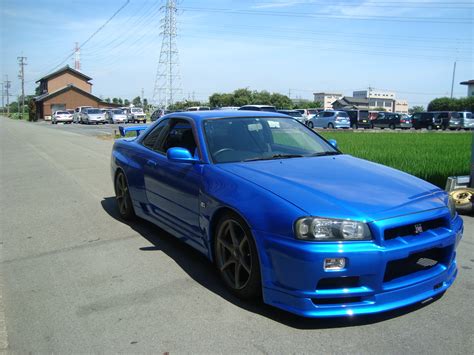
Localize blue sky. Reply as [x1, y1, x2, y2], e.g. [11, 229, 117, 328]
[1, 0, 473, 107]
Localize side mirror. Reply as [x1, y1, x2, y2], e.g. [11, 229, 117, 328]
[328, 139, 338, 148]
[167, 147, 201, 164]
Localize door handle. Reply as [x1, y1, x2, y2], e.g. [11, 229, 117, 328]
[146, 159, 158, 168]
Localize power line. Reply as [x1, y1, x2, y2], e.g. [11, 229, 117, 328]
[41, 0, 130, 76]
[181, 6, 473, 24]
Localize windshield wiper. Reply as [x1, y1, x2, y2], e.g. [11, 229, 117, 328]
[244, 154, 304, 162]
[310, 151, 341, 157]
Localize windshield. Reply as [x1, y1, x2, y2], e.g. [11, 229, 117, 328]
[131, 108, 143, 113]
[113, 109, 124, 114]
[86, 109, 101, 114]
[203, 117, 339, 163]
[56, 111, 69, 115]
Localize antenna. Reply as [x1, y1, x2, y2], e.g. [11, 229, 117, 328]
[152, 0, 182, 109]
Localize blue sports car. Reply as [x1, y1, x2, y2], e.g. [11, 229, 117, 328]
[111, 111, 463, 317]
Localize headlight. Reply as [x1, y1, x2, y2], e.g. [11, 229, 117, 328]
[295, 217, 372, 241]
[448, 196, 457, 220]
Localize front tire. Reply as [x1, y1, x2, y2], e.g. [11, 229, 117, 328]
[307, 121, 314, 129]
[114, 171, 135, 220]
[214, 213, 261, 300]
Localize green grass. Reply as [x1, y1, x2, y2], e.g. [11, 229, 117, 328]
[318, 131, 472, 188]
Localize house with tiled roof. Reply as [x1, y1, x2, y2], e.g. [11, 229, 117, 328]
[34, 66, 115, 120]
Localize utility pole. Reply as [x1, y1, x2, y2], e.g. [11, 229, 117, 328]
[18, 56, 27, 118]
[1, 82, 4, 114]
[450, 61, 457, 99]
[152, 0, 182, 109]
[4, 76, 11, 116]
[74, 42, 81, 71]
[367, 85, 372, 110]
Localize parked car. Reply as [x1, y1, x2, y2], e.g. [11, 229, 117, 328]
[81, 108, 106, 124]
[52, 110, 73, 124]
[186, 106, 210, 111]
[399, 114, 412, 129]
[106, 109, 128, 124]
[450, 111, 474, 130]
[127, 107, 147, 123]
[411, 112, 445, 130]
[295, 108, 321, 121]
[307, 110, 350, 129]
[73, 106, 92, 123]
[238, 105, 277, 112]
[215, 106, 240, 111]
[111, 110, 462, 318]
[371, 112, 406, 129]
[461, 111, 474, 130]
[344, 110, 372, 129]
[277, 109, 306, 124]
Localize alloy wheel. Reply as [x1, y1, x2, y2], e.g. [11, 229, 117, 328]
[216, 219, 252, 290]
[115, 172, 134, 219]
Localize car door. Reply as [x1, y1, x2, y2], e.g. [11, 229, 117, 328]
[142, 118, 204, 247]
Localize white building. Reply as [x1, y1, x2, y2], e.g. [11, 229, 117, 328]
[460, 80, 474, 97]
[353, 90, 396, 112]
[394, 100, 409, 114]
[313, 92, 343, 110]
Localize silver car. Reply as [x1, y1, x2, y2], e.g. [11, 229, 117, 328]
[52, 110, 73, 124]
[81, 108, 106, 124]
[106, 109, 128, 124]
[459, 112, 473, 130]
[308, 110, 350, 129]
[277, 110, 306, 124]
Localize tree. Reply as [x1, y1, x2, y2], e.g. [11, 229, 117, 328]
[427, 97, 474, 112]
[105, 98, 111, 103]
[143, 98, 149, 111]
[270, 93, 292, 108]
[132, 96, 142, 106]
[124, 99, 130, 106]
[28, 97, 36, 121]
[409, 105, 424, 114]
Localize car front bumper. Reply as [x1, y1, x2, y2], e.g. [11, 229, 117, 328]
[254, 209, 463, 317]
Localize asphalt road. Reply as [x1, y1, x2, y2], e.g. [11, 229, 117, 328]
[1, 117, 473, 353]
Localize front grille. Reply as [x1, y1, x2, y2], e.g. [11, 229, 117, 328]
[384, 247, 447, 283]
[317, 276, 360, 290]
[384, 218, 447, 240]
[312, 297, 362, 305]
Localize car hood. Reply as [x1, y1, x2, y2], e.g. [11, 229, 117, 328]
[217, 155, 445, 222]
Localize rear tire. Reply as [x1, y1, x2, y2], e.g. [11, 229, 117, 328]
[114, 171, 135, 220]
[214, 212, 261, 300]
[389, 123, 395, 130]
[328, 123, 334, 129]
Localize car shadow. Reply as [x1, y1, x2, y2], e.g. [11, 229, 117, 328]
[101, 196, 445, 329]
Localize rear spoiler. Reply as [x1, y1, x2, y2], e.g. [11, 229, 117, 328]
[118, 125, 149, 137]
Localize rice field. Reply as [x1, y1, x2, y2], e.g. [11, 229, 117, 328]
[318, 130, 473, 188]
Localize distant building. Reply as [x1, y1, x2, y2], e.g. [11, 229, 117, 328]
[313, 92, 343, 110]
[394, 100, 409, 114]
[353, 90, 395, 112]
[34, 65, 115, 120]
[460, 80, 474, 97]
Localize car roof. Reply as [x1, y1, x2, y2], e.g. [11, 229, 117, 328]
[164, 110, 289, 123]
[240, 104, 275, 108]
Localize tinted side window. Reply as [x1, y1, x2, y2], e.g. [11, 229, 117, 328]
[142, 120, 169, 150]
[161, 119, 197, 155]
[323, 112, 333, 118]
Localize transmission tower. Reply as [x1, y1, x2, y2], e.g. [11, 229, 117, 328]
[152, 0, 182, 109]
